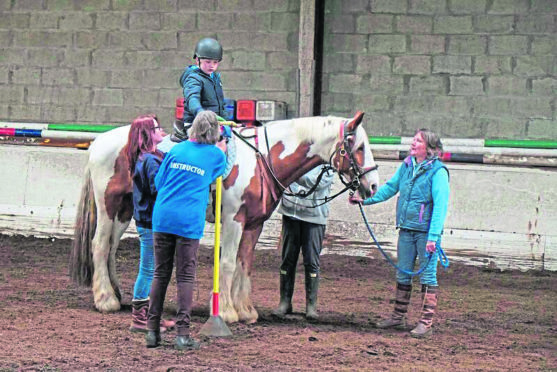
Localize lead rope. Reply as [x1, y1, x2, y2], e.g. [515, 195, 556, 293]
[356, 202, 449, 276]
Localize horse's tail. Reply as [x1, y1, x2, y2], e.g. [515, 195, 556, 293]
[69, 165, 97, 287]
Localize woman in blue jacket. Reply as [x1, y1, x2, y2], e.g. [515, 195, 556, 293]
[145, 111, 226, 350]
[125, 115, 175, 333]
[351, 128, 450, 338]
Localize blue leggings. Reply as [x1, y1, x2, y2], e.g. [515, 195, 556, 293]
[133, 226, 155, 300]
[396, 229, 439, 286]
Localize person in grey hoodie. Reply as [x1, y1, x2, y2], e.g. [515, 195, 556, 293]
[272, 165, 334, 321]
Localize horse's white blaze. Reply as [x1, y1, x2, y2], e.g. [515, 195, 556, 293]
[357, 126, 380, 191]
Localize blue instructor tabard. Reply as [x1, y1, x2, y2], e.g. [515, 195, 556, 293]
[153, 140, 225, 239]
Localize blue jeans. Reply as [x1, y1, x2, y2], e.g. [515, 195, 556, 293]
[133, 226, 155, 300]
[395, 229, 439, 286]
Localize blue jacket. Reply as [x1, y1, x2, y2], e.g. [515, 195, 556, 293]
[363, 156, 450, 242]
[180, 65, 225, 123]
[132, 153, 163, 229]
[153, 140, 226, 239]
[278, 165, 334, 226]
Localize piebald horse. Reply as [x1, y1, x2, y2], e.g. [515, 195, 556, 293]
[69, 112, 379, 323]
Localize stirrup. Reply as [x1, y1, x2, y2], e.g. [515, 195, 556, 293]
[171, 120, 190, 142]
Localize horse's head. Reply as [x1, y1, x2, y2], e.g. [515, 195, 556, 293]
[331, 111, 379, 201]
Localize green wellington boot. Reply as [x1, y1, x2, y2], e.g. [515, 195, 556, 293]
[305, 271, 319, 321]
[272, 269, 295, 318]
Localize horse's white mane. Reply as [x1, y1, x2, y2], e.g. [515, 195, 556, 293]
[292, 116, 336, 142]
[284, 116, 338, 160]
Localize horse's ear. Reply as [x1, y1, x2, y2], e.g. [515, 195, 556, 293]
[347, 111, 365, 132]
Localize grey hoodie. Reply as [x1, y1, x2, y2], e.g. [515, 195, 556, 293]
[278, 165, 334, 225]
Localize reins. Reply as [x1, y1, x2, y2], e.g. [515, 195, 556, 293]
[231, 126, 293, 194]
[356, 201, 449, 276]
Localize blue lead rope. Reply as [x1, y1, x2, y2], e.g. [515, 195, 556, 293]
[357, 203, 449, 276]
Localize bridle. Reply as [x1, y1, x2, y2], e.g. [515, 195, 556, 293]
[329, 120, 378, 193]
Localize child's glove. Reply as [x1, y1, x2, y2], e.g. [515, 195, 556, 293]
[220, 125, 232, 138]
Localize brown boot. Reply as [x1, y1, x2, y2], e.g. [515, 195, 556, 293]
[376, 282, 412, 329]
[130, 299, 167, 333]
[410, 285, 438, 338]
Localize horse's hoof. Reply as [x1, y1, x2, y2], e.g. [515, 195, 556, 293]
[220, 310, 239, 324]
[237, 309, 259, 324]
[95, 295, 121, 313]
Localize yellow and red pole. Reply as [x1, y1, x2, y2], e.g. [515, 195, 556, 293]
[211, 176, 223, 316]
[200, 176, 232, 337]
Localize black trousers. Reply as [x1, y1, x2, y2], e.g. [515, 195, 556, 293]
[280, 215, 326, 275]
[147, 232, 199, 336]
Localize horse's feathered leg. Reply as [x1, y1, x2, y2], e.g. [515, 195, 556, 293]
[91, 213, 121, 312]
[218, 218, 242, 323]
[232, 225, 264, 324]
[108, 218, 131, 303]
[90, 166, 130, 313]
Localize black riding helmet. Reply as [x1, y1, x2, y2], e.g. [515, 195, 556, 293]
[193, 38, 223, 61]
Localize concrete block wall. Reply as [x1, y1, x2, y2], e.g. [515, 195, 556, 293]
[0, 0, 300, 129]
[322, 0, 557, 140]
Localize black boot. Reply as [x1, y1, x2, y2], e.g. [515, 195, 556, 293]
[305, 271, 319, 321]
[175, 335, 200, 350]
[145, 329, 161, 348]
[272, 270, 295, 318]
[170, 120, 190, 142]
[205, 184, 216, 223]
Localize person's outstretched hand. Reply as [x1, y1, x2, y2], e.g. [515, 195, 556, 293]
[426, 241, 436, 253]
[348, 194, 364, 205]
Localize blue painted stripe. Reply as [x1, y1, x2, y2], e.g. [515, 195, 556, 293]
[14, 129, 43, 137]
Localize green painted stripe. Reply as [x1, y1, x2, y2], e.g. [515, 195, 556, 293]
[485, 139, 557, 149]
[48, 124, 119, 133]
[367, 136, 557, 149]
[368, 136, 402, 145]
